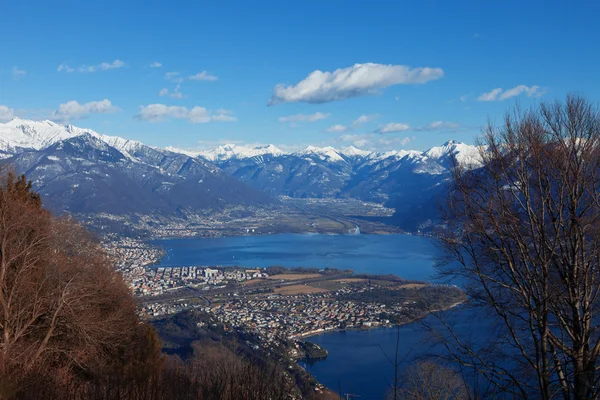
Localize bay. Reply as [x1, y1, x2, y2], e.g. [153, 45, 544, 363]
[150, 233, 475, 399]
[151, 233, 439, 281]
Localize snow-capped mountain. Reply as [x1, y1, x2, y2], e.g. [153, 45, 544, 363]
[0, 118, 482, 230]
[0, 118, 86, 155]
[339, 146, 373, 158]
[209, 139, 481, 228]
[183, 143, 285, 162]
[0, 118, 147, 159]
[294, 145, 346, 162]
[423, 139, 482, 169]
[0, 119, 272, 216]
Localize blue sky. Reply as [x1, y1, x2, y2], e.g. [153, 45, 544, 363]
[1, 0, 598, 152]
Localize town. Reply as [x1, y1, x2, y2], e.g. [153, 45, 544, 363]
[105, 237, 465, 339]
[133, 266, 269, 296]
[208, 286, 402, 343]
[103, 237, 269, 297]
[82, 198, 401, 240]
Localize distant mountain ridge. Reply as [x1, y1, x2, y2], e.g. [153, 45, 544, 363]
[0, 119, 273, 216]
[0, 118, 482, 230]
[169, 141, 481, 169]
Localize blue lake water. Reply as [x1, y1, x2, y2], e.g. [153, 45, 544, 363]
[299, 306, 487, 400]
[150, 234, 482, 399]
[151, 233, 439, 281]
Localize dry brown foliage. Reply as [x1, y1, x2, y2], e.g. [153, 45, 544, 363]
[0, 169, 160, 398]
[0, 169, 299, 399]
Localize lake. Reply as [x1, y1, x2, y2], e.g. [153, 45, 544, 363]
[151, 233, 440, 281]
[151, 233, 477, 399]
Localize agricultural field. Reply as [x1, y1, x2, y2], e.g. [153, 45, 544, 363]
[267, 273, 322, 281]
[273, 284, 329, 295]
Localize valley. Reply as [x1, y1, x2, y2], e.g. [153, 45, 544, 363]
[125, 233, 459, 399]
[0, 118, 481, 237]
[87, 198, 400, 239]
[3, 4, 594, 398]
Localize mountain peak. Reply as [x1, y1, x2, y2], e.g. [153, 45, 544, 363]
[296, 145, 344, 162]
[0, 119, 145, 160]
[441, 139, 461, 146]
[424, 140, 482, 167]
[196, 143, 284, 162]
[340, 146, 372, 157]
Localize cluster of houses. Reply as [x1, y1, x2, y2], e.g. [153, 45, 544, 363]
[103, 238, 164, 288]
[103, 237, 272, 297]
[207, 287, 399, 345]
[131, 266, 269, 296]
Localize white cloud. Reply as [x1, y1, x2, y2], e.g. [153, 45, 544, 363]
[399, 136, 417, 146]
[418, 121, 460, 131]
[325, 124, 348, 133]
[269, 62, 444, 104]
[150, 61, 163, 68]
[478, 88, 503, 101]
[393, 136, 415, 146]
[339, 133, 415, 150]
[12, 66, 26, 79]
[52, 99, 119, 121]
[159, 85, 184, 99]
[478, 85, 542, 101]
[187, 107, 214, 123]
[278, 112, 330, 123]
[136, 104, 187, 122]
[136, 104, 236, 123]
[0, 105, 15, 122]
[340, 134, 371, 148]
[97, 60, 125, 71]
[211, 109, 237, 122]
[352, 114, 380, 125]
[499, 85, 542, 100]
[57, 63, 75, 73]
[376, 122, 411, 134]
[164, 71, 184, 83]
[57, 60, 125, 73]
[459, 94, 468, 102]
[189, 71, 218, 81]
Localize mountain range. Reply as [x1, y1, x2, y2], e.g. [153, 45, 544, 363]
[0, 118, 482, 231]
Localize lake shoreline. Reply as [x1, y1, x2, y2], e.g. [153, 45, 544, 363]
[146, 226, 430, 242]
[295, 300, 467, 398]
[147, 233, 445, 398]
[297, 299, 466, 341]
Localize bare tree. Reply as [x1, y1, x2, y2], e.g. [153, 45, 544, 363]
[380, 325, 403, 400]
[394, 361, 469, 400]
[0, 169, 145, 397]
[437, 95, 600, 399]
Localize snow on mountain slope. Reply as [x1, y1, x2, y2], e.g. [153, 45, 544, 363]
[295, 145, 345, 162]
[0, 118, 86, 152]
[367, 149, 423, 162]
[0, 118, 147, 160]
[339, 146, 373, 158]
[0, 119, 482, 176]
[192, 144, 285, 161]
[424, 140, 483, 167]
[0, 119, 488, 231]
[1, 128, 274, 216]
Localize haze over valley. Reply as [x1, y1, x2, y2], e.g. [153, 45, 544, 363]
[0, 118, 481, 237]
